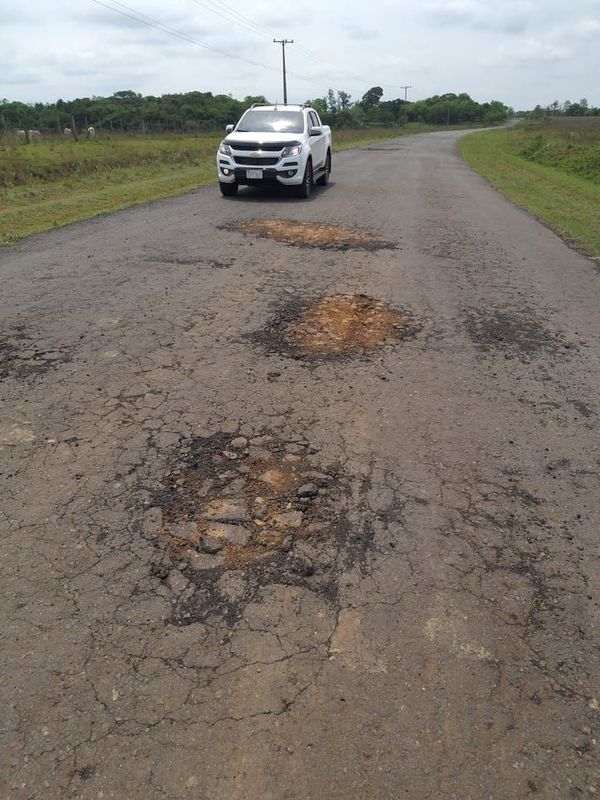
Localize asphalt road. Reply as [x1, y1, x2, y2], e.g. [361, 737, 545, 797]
[1, 131, 599, 799]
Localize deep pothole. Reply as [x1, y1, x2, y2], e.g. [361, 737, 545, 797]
[250, 293, 420, 360]
[222, 219, 397, 251]
[144, 432, 369, 623]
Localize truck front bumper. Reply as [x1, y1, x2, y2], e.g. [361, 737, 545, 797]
[217, 159, 302, 186]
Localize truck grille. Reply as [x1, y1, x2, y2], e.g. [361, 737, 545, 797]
[235, 156, 279, 166]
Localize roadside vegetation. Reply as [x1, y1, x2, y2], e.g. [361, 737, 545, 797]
[1, 88, 509, 134]
[1, 123, 474, 244]
[460, 117, 600, 260]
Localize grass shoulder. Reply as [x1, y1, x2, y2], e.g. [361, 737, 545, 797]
[460, 125, 600, 260]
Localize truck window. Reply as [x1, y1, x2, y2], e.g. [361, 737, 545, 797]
[236, 110, 305, 134]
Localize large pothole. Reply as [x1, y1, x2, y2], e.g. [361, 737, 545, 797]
[223, 219, 397, 251]
[251, 294, 419, 360]
[143, 432, 368, 622]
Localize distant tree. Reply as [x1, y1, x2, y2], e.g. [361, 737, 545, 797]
[243, 95, 268, 106]
[308, 97, 328, 115]
[361, 86, 384, 107]
[326, 89, 338, 113]
[337, 90, 352, 110]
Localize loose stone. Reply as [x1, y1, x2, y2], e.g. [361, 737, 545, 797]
[296, 482, 318, 497]
[230, 436, 248, 449]
[251, 435, 274, 445]
[205, 523, 250, 546]
[200, 535, 223, 554]
[274, 511, 304, 529]
[169, 520, 199, 542]
[204, 499, 250, 523]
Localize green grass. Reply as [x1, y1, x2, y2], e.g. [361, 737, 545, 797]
[460, 121, 600, 260]
[1, 125, 472, 244]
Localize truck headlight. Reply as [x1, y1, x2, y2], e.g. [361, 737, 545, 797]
[281, 144, 302, 157]
[219, 142, 232, 156]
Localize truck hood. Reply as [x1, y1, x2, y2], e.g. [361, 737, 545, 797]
[224, 130, 303, 146]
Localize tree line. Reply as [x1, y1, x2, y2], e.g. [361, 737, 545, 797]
[309, 89, 510, 127]
[0, 87, 510, 135]
[528, 99, 600, 118]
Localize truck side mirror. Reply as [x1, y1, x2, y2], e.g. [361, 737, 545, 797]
[225, 124, 235, 134]
[309, 126, 322, 137]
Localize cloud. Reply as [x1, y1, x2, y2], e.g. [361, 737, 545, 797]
[425, 0, 533, 33]
[342, 22, 380, 40]
[484, 37, 571, 66]
[0, 0, 598, 110]
[573, 17, 600, 35]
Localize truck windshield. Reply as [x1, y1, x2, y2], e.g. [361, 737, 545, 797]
[236, 110, 305, 134]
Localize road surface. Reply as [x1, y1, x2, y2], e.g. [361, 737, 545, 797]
[1, 131, 599, 799]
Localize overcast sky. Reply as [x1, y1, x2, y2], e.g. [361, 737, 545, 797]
[1, 0, 599, 109]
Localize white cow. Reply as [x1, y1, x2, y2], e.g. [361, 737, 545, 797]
[63, 127, 72, 137]
[87, 126, 96, 139]
[28, 129, 42, 141]
[17, 129, 26, 141]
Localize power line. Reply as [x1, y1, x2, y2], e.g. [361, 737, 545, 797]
[91, 0, 333, 93]
[187, 0, 409, 93]
[91, 0, 284, 76]
[90, 0, 412, 100]
[188, 0, 279, 42]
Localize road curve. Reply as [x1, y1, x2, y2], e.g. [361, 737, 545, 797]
[1, 131, 599, 799]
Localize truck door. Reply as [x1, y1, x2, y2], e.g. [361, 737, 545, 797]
[308, 111, 326, 168]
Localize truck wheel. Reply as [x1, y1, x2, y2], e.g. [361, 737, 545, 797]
[296, 159, 313, 198]
[316, 151, 331, 186]
[219, 181, 238, 197]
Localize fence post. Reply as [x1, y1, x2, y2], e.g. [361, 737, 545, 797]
[71, 115, 79, 141]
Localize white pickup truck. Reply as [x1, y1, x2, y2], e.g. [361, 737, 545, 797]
[216, 103, 332, 198]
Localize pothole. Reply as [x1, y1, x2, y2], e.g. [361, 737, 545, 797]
[144, 255, 233, 268]
[222, 219, 396, 250]
[251, 294, 419, 360]
[142, 431, 370, 622]
[0, 331, 70, 380]
[463, 308, 570, 360]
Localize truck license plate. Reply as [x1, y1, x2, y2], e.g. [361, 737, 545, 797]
[246, 169, 263, 179]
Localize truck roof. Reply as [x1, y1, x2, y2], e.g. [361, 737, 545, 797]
[249, 103, 311, 111]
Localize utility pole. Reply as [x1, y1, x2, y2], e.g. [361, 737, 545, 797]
[273, 39, 294, 104]
[400, 85, 412, 103]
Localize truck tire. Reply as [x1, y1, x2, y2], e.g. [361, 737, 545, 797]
[296, 159, 313, 198]
[219, 181, 238, 197]
[316, 150, 331, 186]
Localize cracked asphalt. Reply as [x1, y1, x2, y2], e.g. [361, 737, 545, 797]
[1, 130, 600, 799]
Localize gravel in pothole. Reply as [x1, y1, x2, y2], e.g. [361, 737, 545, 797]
[222, 219, 397, 250]
[250, 294, 420, 359]
[149, 432, 342, 568]
[143, 432, 367, 623]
